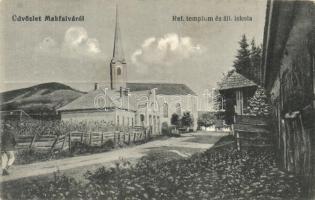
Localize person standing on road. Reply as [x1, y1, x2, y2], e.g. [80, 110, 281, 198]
[1, 123, 17, 176]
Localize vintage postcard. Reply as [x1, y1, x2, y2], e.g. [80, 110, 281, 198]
[0, 0, 314, 199]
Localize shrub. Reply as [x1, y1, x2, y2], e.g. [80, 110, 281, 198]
[70, 140, 114, 155]
[6, 145, 302, 200]
[20, 171, 82, 200]
[15, 149, 52, 165]
[181, 112, 194, 128]
[161, 122, 170, 135]
[170, 113, 180, 127]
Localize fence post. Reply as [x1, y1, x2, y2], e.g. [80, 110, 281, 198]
[61, 134, 66, 150]
[50, 135, 59, 154]
[89, 132, 92, 145]
[80, 132, 83, 143]
[123, 131, 126, 143]
[128, 130, 131, 144]
[236, 132, 240, 150]
[114, 131, 116, 144]
[144, 129, 147, 141]
[101, 132, 104, 145]
[133, 131, 136, 143]
[231, 124, 234, 136]
[68, 132, 72, 152]
[29, 133, 38, 150]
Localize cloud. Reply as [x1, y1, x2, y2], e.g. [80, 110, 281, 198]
[142, 37, 156, 48]
[131, 33, 202, 73]
[36, 26, 101, 59]
[64, 27, 88, 46]
[62, 26, 101, 56]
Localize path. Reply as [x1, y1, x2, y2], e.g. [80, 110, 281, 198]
[0, 131, 228, 183]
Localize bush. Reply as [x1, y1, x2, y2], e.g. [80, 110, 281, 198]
[15, 150, 52, 165]
[6, 145, 303, 200]
[20, 171, 82, 200]
[171, 113, 180, 127]
[161, 122, 170, 136]
[70, 140, 114, 154]
[181, 112, 194, 128]
[198, 112, 215, 127]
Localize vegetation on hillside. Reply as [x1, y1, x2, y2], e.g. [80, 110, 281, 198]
[0, 82, 85, 119]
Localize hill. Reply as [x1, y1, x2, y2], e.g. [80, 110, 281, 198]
[0, 82, 86, 119]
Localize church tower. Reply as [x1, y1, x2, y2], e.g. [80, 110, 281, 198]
[110, 5, 127, 90]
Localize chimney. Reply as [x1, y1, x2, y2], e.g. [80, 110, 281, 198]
[151, 88, 157, 98]
[94, 83, 98, 90]
[120, 87, 123, 97]
[124, 88, 130, 96]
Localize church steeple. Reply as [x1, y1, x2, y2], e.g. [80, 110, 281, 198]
[110, 5, 127, 90]
[112, 5, 125, 64]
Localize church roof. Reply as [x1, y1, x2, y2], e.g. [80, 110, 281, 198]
[58, 82, 196, 112]
[126, 82, 196, 95]
[58, 89, 137, 112]
[218, 71, 257, 91]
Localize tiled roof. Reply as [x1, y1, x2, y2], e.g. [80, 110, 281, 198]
[126, 83, 196, 95]
[58, 82, 196, 112]
[58, 89, 137, 111]
[218, 72, 257, 91]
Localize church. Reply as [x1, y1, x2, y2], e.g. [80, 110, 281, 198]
[58, 7, 198, 133]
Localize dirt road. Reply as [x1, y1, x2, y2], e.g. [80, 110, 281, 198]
[0, 131, 228, 183]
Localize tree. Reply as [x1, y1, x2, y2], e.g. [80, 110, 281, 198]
[249, 39, 262, 84]
[197, 112, 215, 127]
[181, 112, 194, 128]
[213, 89, 223, 111]
[244, 86, 271, 116]
[171, 113, 180, 128]
[233, 34, 251, 79]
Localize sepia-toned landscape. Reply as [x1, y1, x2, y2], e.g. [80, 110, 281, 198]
[0, 0, 314, 199]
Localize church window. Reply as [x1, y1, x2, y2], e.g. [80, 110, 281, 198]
[140, 114, 145, 122]
[117, 67, 122, 75]
[117, 116, 120, 125]
[176, 103, 181, 116]
[163, 103, 168, 118]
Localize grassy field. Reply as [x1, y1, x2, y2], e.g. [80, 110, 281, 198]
[145, 146, 205, 161]
[183, 134, 223, 144]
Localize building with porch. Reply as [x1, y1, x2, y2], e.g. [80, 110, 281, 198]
[217, 71, 257, 124]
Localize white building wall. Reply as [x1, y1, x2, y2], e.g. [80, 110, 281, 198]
[60, 109, 136, 127]
[60, 110, 116, 123]
[157, 94, 198, 131]
[115, 109, 136, 127]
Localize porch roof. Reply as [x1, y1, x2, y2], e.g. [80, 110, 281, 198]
[218, 72, 257, 91]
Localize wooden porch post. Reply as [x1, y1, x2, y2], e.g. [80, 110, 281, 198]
[235, 89, 244, 115]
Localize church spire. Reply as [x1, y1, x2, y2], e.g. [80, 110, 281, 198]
[112, 5, 125, 64]
[110, 4, 127, 90]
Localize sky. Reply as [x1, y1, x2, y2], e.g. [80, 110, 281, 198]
[0, 0, 267, 94]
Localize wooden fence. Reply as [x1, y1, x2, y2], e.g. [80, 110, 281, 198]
[15, 126, 149, 153]
[16, 134, 67, 153]
[232, 115, 272, 150]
